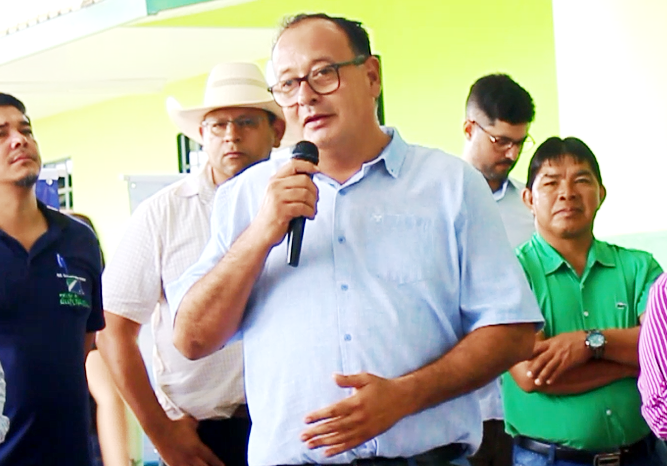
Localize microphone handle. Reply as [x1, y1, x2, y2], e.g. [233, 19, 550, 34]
[286, 216, 306, 267]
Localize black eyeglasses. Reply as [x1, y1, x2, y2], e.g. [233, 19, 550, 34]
[471, 120, 535, 152]
[268, 55, 369, 107]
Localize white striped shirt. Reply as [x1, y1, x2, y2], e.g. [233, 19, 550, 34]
[638, 272, 667, 439]
[0, 360, 8, 443]
[103, 165, 244, 420]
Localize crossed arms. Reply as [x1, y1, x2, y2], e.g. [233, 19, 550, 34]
[508, 326, 640, 395]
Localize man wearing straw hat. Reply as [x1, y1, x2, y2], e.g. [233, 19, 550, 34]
[97, 62, 285, 466]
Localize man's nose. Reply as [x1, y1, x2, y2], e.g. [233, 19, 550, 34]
[222, 122, 241, 141]
[558, 180, 577, 199]
[505, 144, 521, 161]
[9, 129, 28, 149]
[296, 79, 319, 106]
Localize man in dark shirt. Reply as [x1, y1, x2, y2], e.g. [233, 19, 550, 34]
[0, 93, 104, 465]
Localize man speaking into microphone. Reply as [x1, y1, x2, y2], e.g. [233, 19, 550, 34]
[167, 13, 543, 466]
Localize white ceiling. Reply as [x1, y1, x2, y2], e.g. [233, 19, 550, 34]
[0, 0, 274, 119]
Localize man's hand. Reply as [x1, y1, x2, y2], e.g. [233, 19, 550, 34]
[527, 331, 591, 386]
[152, 416, 224, 466]
[300, 373, 412, 458]
[254, 159, 319, 247]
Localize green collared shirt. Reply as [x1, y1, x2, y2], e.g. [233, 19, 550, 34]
[502, 233, 663, 449]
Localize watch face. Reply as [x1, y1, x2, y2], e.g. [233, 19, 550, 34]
[588, 333, 605, 348]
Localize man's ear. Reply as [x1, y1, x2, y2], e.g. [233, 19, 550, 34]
[598, 183, 607, 207]
[271, 118, 287, 148]
[463, 119, 474, 141]
[522, 187, 535, 213]
[365, 56, 382, 99]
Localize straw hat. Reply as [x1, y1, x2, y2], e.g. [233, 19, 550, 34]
[167, 62, 284, 144]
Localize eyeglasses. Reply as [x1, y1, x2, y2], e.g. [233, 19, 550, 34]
[201, 115, 266, 135]
[471, 120, 535, 152]
[268, 55, 369, 107]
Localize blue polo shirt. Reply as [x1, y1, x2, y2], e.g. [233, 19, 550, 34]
[0, 202, 104, 465]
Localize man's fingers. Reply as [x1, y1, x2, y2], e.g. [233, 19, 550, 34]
[532, 340, 549, 357]
[302, 416, 340, 438]
[526, 350, 551, 379]
[545, 362, 568, 385]
[305, 400, 351, 424]
[334, 372, 370, 389]
[275, 187, 318, 210]
[274, 159, 319, 179]
[534, 355, 560, 386]
[305, 428, 359, 450]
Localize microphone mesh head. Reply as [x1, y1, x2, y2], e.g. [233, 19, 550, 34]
[292, 140, 319, 164]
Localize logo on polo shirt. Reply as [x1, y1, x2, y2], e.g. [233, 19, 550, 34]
[66, 276, 85, 295]
[56, 253, 90, 309]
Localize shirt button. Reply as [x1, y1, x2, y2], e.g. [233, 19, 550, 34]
[341, 284, 348, 291]
[338, 236, 346, 244]
[606, 409, 612, 416]
[583, 311, 589, 317]
[344, 334, 352, 341]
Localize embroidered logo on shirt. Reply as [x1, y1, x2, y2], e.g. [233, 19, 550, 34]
[56, 253, 90, 308]
[616, 302, 628, 309]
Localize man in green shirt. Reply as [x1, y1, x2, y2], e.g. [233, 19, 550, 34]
[502, 136, 666, 466]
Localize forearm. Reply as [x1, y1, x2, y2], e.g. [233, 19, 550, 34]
[87, 350, 131, 466]
[173, 221, 275, 359]
[397, 323, 535, 414]
[602, 327, 640, 366]
[96, 398, 130, 466]
[96, 319, 172, 439]
[511, 359, 637, 395]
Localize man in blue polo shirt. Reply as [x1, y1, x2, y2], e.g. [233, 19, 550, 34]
[0, 93, 104, 465]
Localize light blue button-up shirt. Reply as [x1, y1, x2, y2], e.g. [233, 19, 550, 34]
[477, 177, 536, 421]
[167, 128, 542, 466]
[493, 178, 535, 249]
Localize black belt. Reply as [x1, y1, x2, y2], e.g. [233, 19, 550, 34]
[515, 435, 652, 465]
[280, 442, 465, 466]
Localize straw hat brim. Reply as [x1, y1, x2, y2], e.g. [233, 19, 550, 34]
[167, 97, 284, 145]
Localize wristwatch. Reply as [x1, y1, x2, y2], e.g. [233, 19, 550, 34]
[585, 329, 606, 359]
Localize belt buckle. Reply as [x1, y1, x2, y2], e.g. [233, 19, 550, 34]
[594, 452, 621, 466]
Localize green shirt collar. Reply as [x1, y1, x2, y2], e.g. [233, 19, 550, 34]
[533, 233, 616, 276]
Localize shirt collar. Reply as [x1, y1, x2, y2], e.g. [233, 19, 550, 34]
[588, 240, 616, 268]
[358, 127, 407, 179]
[38, 201, 69, 231]
[492, 177, 523, 201]
[533, 233, 615, 275]
[492, 179, 510, 201]
[174, 163, 217, 202]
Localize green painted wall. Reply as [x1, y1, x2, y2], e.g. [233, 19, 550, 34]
[143, 0, 560, 173]
[33, 73, 208, 254]
[33, 0, 559, 257]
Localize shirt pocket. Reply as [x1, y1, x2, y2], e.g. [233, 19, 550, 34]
[363, 213, 436, 284]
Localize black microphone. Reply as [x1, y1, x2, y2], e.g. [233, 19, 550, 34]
[287, 140, 319, 267]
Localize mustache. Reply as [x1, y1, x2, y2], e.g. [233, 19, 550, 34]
[496, 159, 516, 167]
